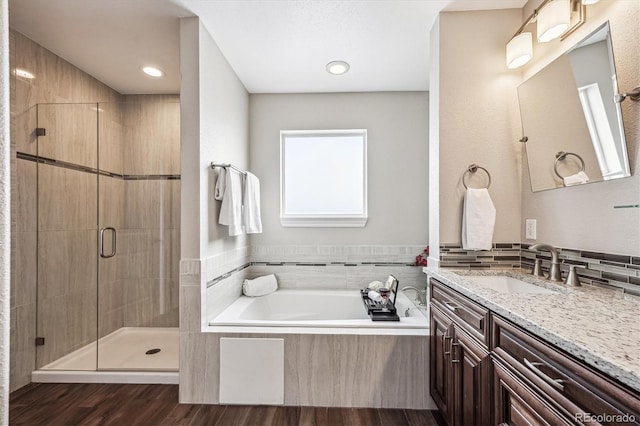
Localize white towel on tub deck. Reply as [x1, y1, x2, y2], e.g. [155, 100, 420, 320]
[243, 274, 278, 297]
[243, 172, 262, 234]
[219, 168, 244, 236]
[462, 188, 496, 251]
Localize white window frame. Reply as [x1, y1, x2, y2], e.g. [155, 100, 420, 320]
[280, 129, 368, 227]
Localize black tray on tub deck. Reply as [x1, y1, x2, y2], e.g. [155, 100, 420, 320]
[360, 288, 400, 322]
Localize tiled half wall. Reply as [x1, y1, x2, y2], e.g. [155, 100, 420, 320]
[440, 242, 640, 295]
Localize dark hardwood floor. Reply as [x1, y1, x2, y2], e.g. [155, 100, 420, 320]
[10, 383, 445, 426]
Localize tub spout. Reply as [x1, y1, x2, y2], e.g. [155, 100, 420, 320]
[401, 286, 427, 306]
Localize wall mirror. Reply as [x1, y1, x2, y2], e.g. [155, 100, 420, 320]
[518, 21, 631, 192]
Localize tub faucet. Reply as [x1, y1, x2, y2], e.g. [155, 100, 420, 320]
[402, 286, 427, 306]
[529, 243, 562, 282]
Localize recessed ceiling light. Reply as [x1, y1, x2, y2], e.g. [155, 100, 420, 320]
[15, 68, 35, 79]
[326, 61, 350, 75]
[142, 66, 164, 78]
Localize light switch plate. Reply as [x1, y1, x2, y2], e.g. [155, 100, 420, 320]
[525, 219, 537, 240]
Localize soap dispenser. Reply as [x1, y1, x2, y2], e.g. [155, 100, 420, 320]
[564, 265, 582, 287]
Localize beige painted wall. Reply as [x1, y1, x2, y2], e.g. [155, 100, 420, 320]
[435, 9, 523, 245]
[520, 0, 640, 255]
[248, 92, 429, 247]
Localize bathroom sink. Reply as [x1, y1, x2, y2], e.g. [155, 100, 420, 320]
[465, 275, 559, 294]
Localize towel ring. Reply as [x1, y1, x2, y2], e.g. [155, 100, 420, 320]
[462, 164, 491, 189]
[554, 151, 585, 179]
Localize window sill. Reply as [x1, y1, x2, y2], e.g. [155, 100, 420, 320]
[280, 215, 368, 228]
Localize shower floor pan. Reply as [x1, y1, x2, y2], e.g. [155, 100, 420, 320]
[32, 327, 178, 384]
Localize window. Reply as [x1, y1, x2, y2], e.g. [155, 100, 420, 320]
[280, 130, 367, 227]
[577, 83, 625, 179]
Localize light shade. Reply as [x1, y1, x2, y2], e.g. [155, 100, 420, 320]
[506, 32, 533, 69]
[326, 61, 350, 75]
[537, 0, 570, 42]
[582, 0, 600, 4]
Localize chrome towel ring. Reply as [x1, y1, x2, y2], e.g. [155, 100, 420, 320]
[462, 164, 491, 189]
[554, 151, 585, 179]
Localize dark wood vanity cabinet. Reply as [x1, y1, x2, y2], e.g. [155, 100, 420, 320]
[491, 315, 640, 426]
[430, 278, 640, 426]
[430, 280, 491, 426]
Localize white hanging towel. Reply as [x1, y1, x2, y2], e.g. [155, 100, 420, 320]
[243, 172, 262, 234]
[563, 171, 589, 187]
[214, 167, 226, 200]
[462, 188, 496, 251]
[219, 169, 244, 236]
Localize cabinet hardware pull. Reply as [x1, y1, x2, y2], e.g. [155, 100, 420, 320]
[443, 301, 459, 312]
[524, 358, 565, 391]
[450, 342, 460, 363]
[442, 333, 452, 356]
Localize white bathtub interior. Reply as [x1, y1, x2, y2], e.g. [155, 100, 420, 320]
[210, 288, 429, 331]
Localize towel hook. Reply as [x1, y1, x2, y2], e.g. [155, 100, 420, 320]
[553, 151, 585, 180]
[462, 164, 491, 189]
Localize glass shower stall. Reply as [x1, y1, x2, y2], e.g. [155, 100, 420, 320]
[27, 99, 180, 375]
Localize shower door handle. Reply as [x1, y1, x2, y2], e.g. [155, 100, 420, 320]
[99, 227, 117, 258]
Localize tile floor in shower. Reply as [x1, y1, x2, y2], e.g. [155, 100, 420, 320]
[40, 327, 179, 371]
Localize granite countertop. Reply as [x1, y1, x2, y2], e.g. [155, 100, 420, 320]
[424, 267, 640, 394]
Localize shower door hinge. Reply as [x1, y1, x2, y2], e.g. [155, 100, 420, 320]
[35, 128, 46, 137]
[35, 337, 45, 346]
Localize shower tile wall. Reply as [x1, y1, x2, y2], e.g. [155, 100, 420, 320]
[9, 29, 180, 390]
[119, 97, 180, 330]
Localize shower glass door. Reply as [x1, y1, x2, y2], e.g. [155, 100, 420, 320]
[35, 103, 99, 371]
[34, 99, 180, 373]
[96, 100, 180, 371]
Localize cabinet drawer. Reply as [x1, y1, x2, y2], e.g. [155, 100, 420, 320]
[431, 279, 489, 345]
[492, 315, 640, 425]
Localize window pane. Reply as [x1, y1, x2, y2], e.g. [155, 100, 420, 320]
[283, 133, 364, 215]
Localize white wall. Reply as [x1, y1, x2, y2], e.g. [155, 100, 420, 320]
[0, 0, 10, 420]
[434, 9, 523, 245]
[249, 92, 429, 247]
[520, 0, 640, 255]
[179, 17, 250, 403]
[428, 17, 441, 265]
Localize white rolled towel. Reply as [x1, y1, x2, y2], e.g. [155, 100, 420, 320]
[242, 274, 278, 297]
[368, 290, 382, 302]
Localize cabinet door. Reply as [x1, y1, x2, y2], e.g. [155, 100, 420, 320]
[493, 356, 575, 426]
[431, 305, 454, 425]
[452, 326, 491, 426]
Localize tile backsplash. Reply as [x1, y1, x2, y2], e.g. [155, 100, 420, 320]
[439, 242, 640, 295]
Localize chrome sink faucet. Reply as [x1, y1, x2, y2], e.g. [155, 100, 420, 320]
[401, 286, 427, 306]
[529, 243, 562, 282]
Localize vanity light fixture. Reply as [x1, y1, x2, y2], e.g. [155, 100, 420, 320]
[142, 66, 164, 78]
[506, 32, 533, 69]
[506, 0, 599, 70]
[537, 0, 570, 42]
[326, 60, 350, 75]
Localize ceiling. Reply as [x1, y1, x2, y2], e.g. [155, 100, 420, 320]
[8, 0, 527, 95]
